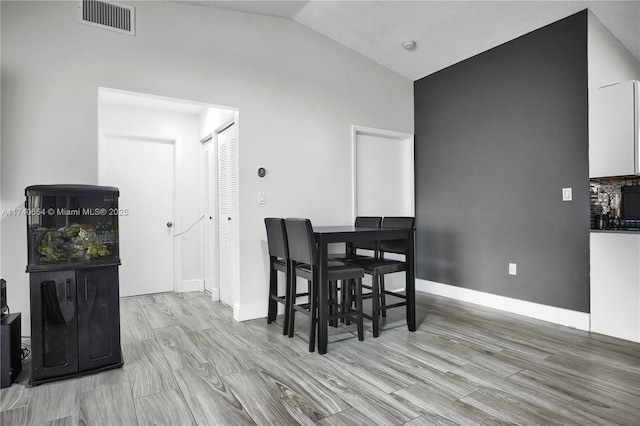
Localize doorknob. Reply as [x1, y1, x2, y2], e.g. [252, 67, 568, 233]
[167, 222, 173, 228]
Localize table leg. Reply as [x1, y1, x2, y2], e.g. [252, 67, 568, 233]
[318, 237, 329, 354]
[406, 229, 416, 332]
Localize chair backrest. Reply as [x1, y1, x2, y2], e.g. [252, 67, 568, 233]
[352, 216, 382, 251]
[264, 218, 288, 259]
[354, 216, 382, 228]
[284, 218, 317, 266]
[380, 216, 415, 254]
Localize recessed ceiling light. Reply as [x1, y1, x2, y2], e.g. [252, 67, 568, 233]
[402, 40, 417, 51]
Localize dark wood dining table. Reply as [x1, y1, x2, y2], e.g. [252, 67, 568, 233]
[312, 225, 416, 354]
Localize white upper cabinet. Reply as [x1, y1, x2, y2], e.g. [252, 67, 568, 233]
[589, 80, 639, 177]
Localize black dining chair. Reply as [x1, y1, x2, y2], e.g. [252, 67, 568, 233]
[346, 216, 415, 337]
[330, 216, 382, 263]
[265, 217, 306, 336]
[284, 218, 365, 352]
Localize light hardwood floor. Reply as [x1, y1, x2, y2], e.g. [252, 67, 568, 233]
[1, 291, 639, 425]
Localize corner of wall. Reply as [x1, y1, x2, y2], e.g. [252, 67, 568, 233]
[233, 300, 266, 322]
[417, 279, 591, 331]
[588, 11, 640, 88]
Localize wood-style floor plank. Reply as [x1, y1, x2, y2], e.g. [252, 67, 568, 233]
[141, 302, 181, 330]
[223, 367, 321, 426]
[153, 325, 209, 370]
[1, 290, 638, 425]
[173, 362, 255, 426]
[450, 364, 618, 426]
[0, 405, 30, 426]
[78, 382, 136, 426]
[36, 414, 78, 426]
[119, 307, 154, 344]
[27, 379, 80, 425]
[391, 382, 512, 426]
[189, 328, 256, 377]
[294, 355, 421, 425]
[134, 389, 197, 426]
[0, 377, 32, 411]
[248, 357, 351, 418]
[122, 338, 179, 399]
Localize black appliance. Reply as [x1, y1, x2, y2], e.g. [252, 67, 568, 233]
[622, 185, 640, 225]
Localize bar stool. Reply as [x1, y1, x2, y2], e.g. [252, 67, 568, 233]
[265, 217, 305, 335]
[346, 216, 415, 337]
[330, 216, 382, 262]
[284, 218, 365, 352]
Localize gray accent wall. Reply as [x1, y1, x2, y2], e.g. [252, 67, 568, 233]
[414, 11, 590, 312]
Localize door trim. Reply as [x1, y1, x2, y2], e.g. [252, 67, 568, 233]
[350, 125, 415, 219]
[98, 128, 181, 293]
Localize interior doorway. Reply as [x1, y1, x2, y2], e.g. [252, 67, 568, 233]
[97, 88, 238, 309]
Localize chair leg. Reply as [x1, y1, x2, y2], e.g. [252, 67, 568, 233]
[340, 280, 346, 324]
[267, 261, 278, 324]
[329, 280, 338, 327]
[287, 276, 297, 339]
[356, 278, 364, 341]
[344, 279, 351, 325]
[282, 268, 291, 336]
[287, 304, 296, 338]
[380, 275, 387, 318]
[308, 279, 317, 353]
[372, 274, 381, 338]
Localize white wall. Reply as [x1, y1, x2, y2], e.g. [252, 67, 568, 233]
[0, 1, 413, 329]
[588, 11, 640, 88]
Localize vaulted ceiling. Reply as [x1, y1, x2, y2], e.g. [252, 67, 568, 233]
[174, 1, 640, 81]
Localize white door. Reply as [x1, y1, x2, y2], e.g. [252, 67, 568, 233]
[101, 134, 175, 297]
[202, 137, 216, 295]
[217, 123, 238, 307]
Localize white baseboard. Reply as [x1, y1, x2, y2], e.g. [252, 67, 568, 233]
[208, 287, 220, 301]
[177, 279, 204, 293]
[229, 279, 590, 330]
[417, 279, 590, 331]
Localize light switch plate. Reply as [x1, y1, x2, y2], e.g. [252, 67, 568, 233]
[509, 263, 517, 275]
[258, 192, 266, 204]
[562, 187, 572, 201]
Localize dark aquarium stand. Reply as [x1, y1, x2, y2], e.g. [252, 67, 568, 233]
[25, 185, 123, 385]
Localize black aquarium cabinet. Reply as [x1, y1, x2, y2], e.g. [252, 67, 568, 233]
[26, 185, 123, 385]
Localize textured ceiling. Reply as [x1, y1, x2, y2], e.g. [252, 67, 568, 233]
[176, 1, 640, 81]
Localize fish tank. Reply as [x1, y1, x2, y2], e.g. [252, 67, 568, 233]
[26, 185, 120, 272]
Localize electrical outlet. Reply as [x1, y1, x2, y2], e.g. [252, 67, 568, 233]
[562, 187, 572, 201]
[509, 263, 517, 275]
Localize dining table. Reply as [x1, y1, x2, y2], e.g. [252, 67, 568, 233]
[312, 225, 416, 354]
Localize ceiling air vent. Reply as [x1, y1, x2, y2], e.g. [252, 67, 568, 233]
[78, 0, 135, 36]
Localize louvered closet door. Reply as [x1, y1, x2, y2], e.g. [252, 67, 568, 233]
[203, 139, 216, 295]
[217, 123, 238, 307]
